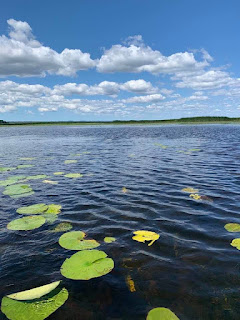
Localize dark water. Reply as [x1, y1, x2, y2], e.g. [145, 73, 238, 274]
[0, 125, 240, 320]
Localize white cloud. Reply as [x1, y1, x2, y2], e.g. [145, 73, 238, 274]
[123, 93, 165, 104]
[97, 37, 210, 74]
[0, 19, 95, 77]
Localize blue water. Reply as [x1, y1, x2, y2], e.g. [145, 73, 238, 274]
[0, 124, 240, 320]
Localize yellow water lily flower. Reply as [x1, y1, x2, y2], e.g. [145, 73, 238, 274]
[132, 230, 159, 246]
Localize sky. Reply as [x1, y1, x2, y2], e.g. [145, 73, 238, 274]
[0, 0, 240, 121]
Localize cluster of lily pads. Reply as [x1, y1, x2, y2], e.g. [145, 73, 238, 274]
[181, 187, 213, 202]
[0, 157, 181, 319]
[224, 223, 240, 251]
[154, 142, 201, 155]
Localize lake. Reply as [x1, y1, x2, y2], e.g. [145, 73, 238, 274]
[0, 124, 240, 320]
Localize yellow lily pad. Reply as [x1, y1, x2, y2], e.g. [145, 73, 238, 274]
[132, 230, 159, 246]
[147, 307, 180, 320]
[182, 187, 199, 193]
[64, 160, 77, 164]
[53, 172, 64, 175]
[189, 193, 201, 200]
[231, 238, 240, 250]
[64, 173, 83, 178]
[224, 223, 240, 232]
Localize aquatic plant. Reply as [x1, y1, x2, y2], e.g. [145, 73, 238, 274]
[17, 164, 34, 169]
[19, 158, 35, 161]
[0, 167, 16, 172]
[224, 223, 240, 232]
[60, 249, 114, 280]
[181, 187, 199, 193]
[3, 184, 34, 198]
[122, 187, 128, 193]
[126, 275, 136, 292]
[53, 172, 64, 175]
[59, 231, 100, 250]
[1, 287, 68, 320]
[0, 175, 26, 186]
[45, 204, 62, 214]
[27, 175, 47, 180]
[7, 216, 46, 231]
[50, 222, 73, 233]
[230, 238, 240, 250]
[132, 230, 159, 246]
[17, 203, 48, 215]
[7, 281, 61, 300]
[147, 307, 180, 319]
[104, 237, 116, 243]
[64, 173, 83, 178]
[42, 213, 58, 224]
[189, 193, 201, 200]
[64, 160, 77, 164]
[43, 179, 58, 185]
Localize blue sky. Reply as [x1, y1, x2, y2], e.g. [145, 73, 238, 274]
[0, 0, 240, 121]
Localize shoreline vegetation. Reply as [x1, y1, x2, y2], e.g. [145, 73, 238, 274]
[1, 116, 240, 126]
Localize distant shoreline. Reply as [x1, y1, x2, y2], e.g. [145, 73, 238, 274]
[1, 117, 240, 126]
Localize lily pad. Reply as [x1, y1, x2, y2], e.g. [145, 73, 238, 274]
[224, 223, 240, 232]
[0, 167, 16, 172]
[181, 187, 199, 193]
[122, 187, 128, 193]
[17, 165, 34, 169]
[27, 175, 47, 180]
[17, 203, 48, 215]
[60, 249, 114, 280]
[132, 230, 159, 246]
[43, 180, 58, 185]
[230, 238, 240, 250]
[7, 216, 46, 231]
[189, 193, 201, 200]
[104, 237, 116, 243]
[3, 184, 34, 198]
[1, 287, 68, 320]
[7, 281, 60, 301]
[19, 158, 35, 161]
[64, 160, 77, 164]
[59, 231, 100, 250]
[45, 204, 62, 214]
[53, 172, 64, 175]
[147, 307, 180, 320]
[42, 213, 58, 224]
[64, 173, 83, 178]
[0, 176, 26, 187]
[50, 222, 73, 233]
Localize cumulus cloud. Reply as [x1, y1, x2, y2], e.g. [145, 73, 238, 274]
[0, 19, 95, 77]
[97, 36, 210, 74]
[123, 93, 165, 104]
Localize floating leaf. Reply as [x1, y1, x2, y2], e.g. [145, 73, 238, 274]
[104, 237, 116, 243]
[224, 223, 240, 232]
[122, 187, 128, 193]
[7, 281, 60, 301]
[61, 249, 114, 280]
[7, 216, 46, 231]
[189, 193, 201, 200]
[0, 175, 26, 187]
[3, 184, 34, 198]
[154, 143, 168, 149]
[53, 172, 64, 175]
[17, 203, 48, 215]
[230, 238, 240, 250]
[1, 287, 68, 320]
[27, 175, 47, 180]
[43, 179, 58, 185]
[147, 307, 180, 320]
[19, 158, 35, 161]
[132, 230, 159, 246]
[50, 222, 72, 233]
[126, 275, 136, 292]
[188, 149, 201, 152]
[59, 231, 100, 250]
[45, 204, 62, 214]
[0, 167, 16, 172]
[64, 160, 77, 164]
[181, 187, 199, 193]
[42, 213, 58, 224]
[17, 165, 34, 169]
[64, 173, 83, 178]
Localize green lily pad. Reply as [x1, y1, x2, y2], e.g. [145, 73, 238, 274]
[104, 237, 116, 243]
[224, 223, 240, 232]
[50, 222, 73, 233]
[1, 287, 68, 320]
[147, 307, 180, 320]
[230, 238, 240, 250]
[0, 167, 16, 172]
[0, 175, 26, 187]
[64, 160, 77, 164]
[17, 204, 48, 215]
[27, 175, 47, 180]
[3, 184, 34, 198]
[7, 216, 46, 231]
[61, 249, 114, 280]
[7, 281, 60, 301]
[64, 173, 83, 178]
[17, 165, 34, 169]
[45, 204, 62, 214]
[59, 231, 100, 250]
[53, 172, 64, 175]
[42, 213, 58, 224]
